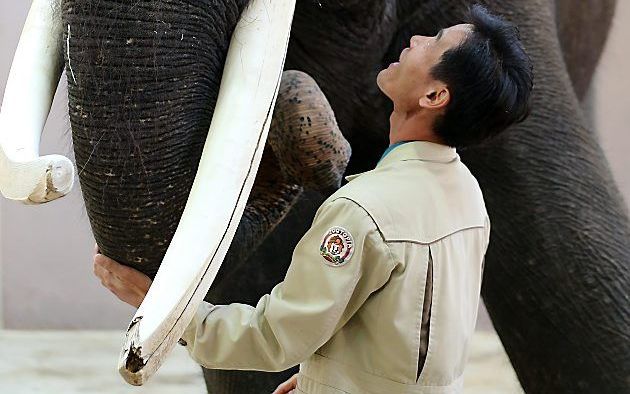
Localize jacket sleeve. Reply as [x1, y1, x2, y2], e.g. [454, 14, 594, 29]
[180, 197, 397, 372]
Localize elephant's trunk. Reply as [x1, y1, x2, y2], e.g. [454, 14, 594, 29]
[64, 0, 251, 276]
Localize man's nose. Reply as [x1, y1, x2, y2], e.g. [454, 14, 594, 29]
[410, 35, 426, 48]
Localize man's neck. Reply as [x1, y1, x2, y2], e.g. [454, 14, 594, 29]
[388, 109, 443, 145]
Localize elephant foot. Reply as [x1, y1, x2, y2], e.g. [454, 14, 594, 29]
[202, 366, 298, 394]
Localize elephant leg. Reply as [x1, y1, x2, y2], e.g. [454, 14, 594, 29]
[202, 368, 298, 393]
[458, 1, 630, 392]
[554, 0, 617, 99]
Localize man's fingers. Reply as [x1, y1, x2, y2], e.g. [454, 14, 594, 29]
[272, 374, 298, 394]
[94, 260, 109, 280]
[94, 253, 121, 273]
[107, 258, 147, 282]
[95, 264, 128, 291]
[94, 255, 151, 289]
[106, 284, 142, 308]
[115, 290, 142, 307]
[93, 259, 123, 286]
[99, 274, 143, 308]
[272, 386, 295, 394]
[94, 254, 112, 271]
[96, 265, 149, 296]
[92, 251, 149, 309]
[98, 271, 123, 291]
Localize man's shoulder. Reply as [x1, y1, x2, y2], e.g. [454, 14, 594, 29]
[322, 168, 392, 213]
[318, 164, 421, 241]
[324, 160, 488, 243]
[329, 161, 433, 207]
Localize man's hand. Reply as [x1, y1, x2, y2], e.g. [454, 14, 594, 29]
[93, 244, 152, 308]
[272, 373, 298, 394]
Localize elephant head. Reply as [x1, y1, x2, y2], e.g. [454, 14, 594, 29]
[1, 0, 351, 384]
[1, 0, 628, 392]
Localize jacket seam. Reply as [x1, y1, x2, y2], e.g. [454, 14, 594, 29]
[299, 373, 351, 393]
[385, 224, 487, 245]
[329, 196, 485, 245]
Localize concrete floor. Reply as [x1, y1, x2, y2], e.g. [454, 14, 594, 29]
[0, 330, 523, 393]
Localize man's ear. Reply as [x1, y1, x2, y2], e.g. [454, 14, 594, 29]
[419, 86, 450, 110]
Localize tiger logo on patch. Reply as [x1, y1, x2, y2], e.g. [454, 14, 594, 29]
[320, 226, 354, 267]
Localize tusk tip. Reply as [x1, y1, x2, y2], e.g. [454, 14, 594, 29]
[117, 316, 148, 386]
[118, 362, 147, 386]
[0, 150, 75, 204]
[26, 154, 75, 204]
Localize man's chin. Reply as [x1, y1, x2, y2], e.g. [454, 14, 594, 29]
[376, 67, 392, 85]
[376, 68, 387, 84]
[376, 69, 390, 94]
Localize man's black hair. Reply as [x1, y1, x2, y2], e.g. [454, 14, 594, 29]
[430, 4, 534, 148]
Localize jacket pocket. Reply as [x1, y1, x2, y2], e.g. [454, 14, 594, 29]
[416, 247, 434, 381]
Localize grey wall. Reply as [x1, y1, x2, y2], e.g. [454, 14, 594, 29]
[1, 1, 629, 329]
[0, 0, 135, 329]
[590, 2, 630, 208]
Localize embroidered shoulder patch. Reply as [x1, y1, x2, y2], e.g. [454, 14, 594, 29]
[320, 226, 355, 267]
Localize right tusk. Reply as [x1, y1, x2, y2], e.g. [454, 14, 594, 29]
[117, 0, 297, 385]
[0, 0, 74, 204]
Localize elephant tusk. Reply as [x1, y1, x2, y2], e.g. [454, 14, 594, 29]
[117, 0, 297, 385]
[0, 0, 74, 204]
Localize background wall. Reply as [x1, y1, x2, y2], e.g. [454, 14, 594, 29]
[0, 1, 136, 328]
[1, 1, 628, 329]
[590, 2, 630, 205]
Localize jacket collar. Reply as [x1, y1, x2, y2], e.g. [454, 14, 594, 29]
[345, 141, 458, 182]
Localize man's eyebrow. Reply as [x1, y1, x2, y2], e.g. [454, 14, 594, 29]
[436, 29, 444, 41]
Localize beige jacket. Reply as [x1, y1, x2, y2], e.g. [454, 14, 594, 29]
[181, 141, 491, 394]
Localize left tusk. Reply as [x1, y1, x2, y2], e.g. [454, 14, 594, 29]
[0, 0, 74, 204]
[117, 0, 297, 385]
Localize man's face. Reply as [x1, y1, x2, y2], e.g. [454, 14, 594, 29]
[377, 24, 473, 110]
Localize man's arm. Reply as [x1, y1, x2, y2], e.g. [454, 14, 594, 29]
[94, 198, 397, 372]
[179, 197, 397, 372]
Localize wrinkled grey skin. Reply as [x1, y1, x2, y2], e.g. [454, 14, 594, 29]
[62, 0, 629, 393]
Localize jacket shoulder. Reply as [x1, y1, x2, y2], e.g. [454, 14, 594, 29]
[328, 160, 488, 244]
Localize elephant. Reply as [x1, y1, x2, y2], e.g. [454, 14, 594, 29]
[3, 0, 626, 392]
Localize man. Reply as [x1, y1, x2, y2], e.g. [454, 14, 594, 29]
[94, 5, 533, 393]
